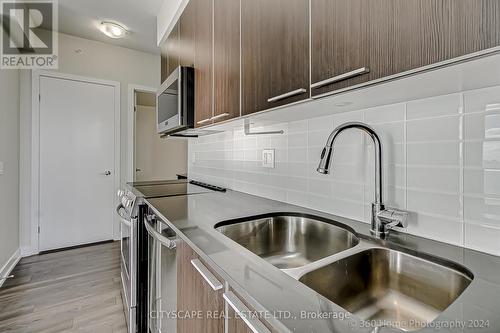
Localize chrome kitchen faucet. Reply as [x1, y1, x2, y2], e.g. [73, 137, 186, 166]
[317, 122, 409, 238]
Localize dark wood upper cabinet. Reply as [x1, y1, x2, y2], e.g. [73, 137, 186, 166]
[177, 240, 224, 333]
[241, 0, 310, 115]
[166, 22, 180, 82]
[213, 0, 240, 123]
[160, 42, 168, 84]
[311, 0, 500, 96]
[179, 0, 196, 67]
[194, 0, 214, 127]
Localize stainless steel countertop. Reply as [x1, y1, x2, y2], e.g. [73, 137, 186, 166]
[144, 190, 500, 333]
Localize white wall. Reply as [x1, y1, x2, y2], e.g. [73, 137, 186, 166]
[189, 57, 500, 257]
[156, 0, 186, 44]
[20, 32, 160, 254]
[0, 68, 20, 270]
[135, 105, 187, 181]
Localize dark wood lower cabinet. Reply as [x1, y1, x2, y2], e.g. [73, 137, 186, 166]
[227, 307, 253, 333]
[177, 240, 224, 333]
[226, 289, 277, 333]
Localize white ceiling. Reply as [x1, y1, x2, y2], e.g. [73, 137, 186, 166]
[56, 0, 163, 54]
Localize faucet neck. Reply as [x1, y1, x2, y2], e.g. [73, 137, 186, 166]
[324, 122, 383, 204]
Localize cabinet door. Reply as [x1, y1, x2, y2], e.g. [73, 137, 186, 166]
[165, 22, 180, 81]
[160, 42, 169, 84]
[311, 0, 500, 96]
[241, 0, 309, 115]
[310, 0, 370, 95]
[213, 0, 240, 123]
[225, 289, 276, 333]
[194, 0, 214, 127]
[177, 240, 224, 333]
[179, 0, 196, 67]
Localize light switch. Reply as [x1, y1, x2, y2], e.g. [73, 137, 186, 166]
[0, 161, 4, 175]
[262, 149, 275, 168]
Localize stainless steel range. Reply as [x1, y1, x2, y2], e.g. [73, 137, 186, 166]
[116, 179, 222, 333]
[116, 188, 139, 333]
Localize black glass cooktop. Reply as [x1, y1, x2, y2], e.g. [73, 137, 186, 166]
[133, 181, 212, 198]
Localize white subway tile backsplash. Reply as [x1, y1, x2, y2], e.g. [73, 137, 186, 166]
[464, 141, 485, 167]
[364, 103, 405, 124]
[307, 130, 331, 147]
[407, 142, 460, 166]
[407, 166, 460, 193]
[406, 93, 462, 120]
[371, 122, 405, 144]
[333, 181, 365, 202]
[407, 190, 461, 218]
[465, 223, 500, 256]
[288, 147, 308, 162]
[333, 109, 364, 125]
[188, 84, 500, 256]
[465, 112, 500, 140]
[464, 195, 500, 227]
[288, 132, 308, 148]
[407, 116, 461, 142]
[483, 141, 500, 169]
[406, 213, 463, 246]
[464, 86, 500, 114]
[464, 169, 500, 196]
[288, 120, 308, 133]
[308, 115, 334, 132]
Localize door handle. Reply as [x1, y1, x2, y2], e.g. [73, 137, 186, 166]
[135, 168, 142, 172]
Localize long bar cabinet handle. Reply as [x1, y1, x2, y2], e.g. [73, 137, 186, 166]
[311, 67, 370, 89]
[223, 291, 271, 333]
[197, 118, 212, 125]
[267, 88, 307, 102]
[191, 259, 223, 291]
[211, 113, 230, 121]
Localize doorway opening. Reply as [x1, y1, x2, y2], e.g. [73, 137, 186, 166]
[133, 90, 188, 182]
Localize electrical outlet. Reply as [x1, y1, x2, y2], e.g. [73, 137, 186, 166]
[262, 149, 275, 168]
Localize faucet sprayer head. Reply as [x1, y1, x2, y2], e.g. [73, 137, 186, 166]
[317, 146, 333, 174]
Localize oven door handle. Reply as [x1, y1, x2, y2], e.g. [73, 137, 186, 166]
[144, 214, 177, 250]
[116, 204, 132, 227]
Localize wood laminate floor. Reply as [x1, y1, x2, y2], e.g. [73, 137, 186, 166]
[0, 241, 127, 333]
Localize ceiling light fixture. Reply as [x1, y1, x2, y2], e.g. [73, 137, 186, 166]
[99, 21, 128, 39]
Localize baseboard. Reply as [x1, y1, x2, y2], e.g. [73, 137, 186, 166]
[0, 248, 21, 288]
[21, 246, 38, 257]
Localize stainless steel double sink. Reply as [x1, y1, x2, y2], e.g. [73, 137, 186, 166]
[215, 214, 473, 332]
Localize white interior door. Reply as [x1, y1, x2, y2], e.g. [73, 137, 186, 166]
[39, 76, 116, 251]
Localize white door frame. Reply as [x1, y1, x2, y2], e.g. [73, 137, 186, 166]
[31, 70, 121, 254]
[127, 84, 157, 182]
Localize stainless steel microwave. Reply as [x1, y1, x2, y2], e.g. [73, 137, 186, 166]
[156, 66, 194, 136]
